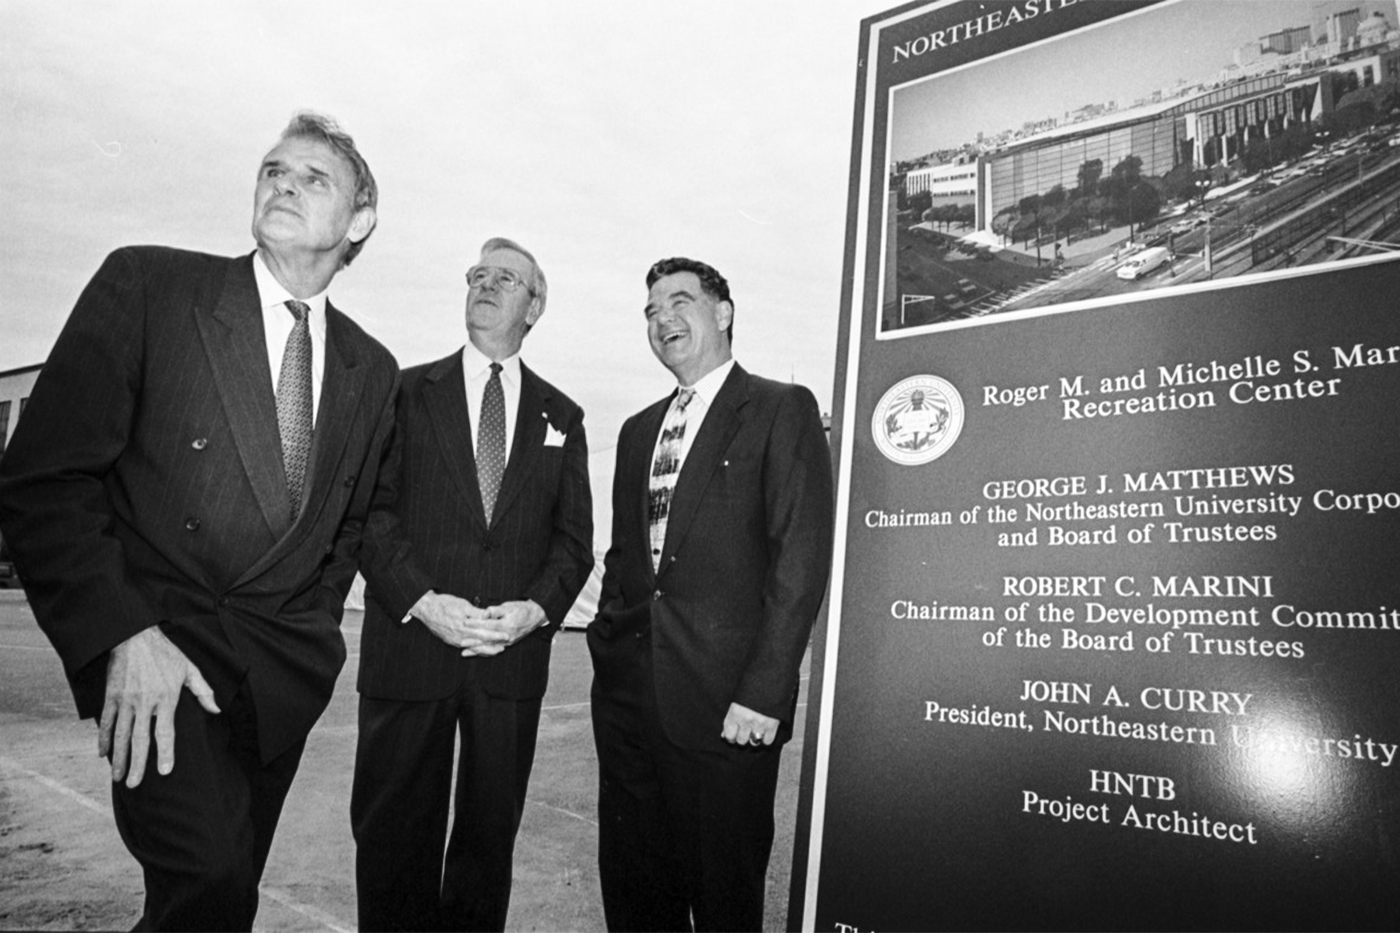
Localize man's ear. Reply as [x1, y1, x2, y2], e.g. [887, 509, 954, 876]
[716, 299, 734, 334]
[348, 206, 377, 244]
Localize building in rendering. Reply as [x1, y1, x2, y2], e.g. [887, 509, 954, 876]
[977, 71, 1326, 225]
[903, 160, 979, 207]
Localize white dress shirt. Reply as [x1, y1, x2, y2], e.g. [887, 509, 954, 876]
[254, 250, 328, 423]
[652, 358, 736, 474]
[462, 340, 522, 464]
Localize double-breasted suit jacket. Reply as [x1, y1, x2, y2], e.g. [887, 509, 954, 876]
[590, 363, 834, 749]
[358, 351, 593, 702]
[0, 246, 400, 762]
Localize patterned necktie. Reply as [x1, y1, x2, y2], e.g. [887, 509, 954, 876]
[648, 388, 695, 571]
[276, 299, 313, 522]
[478, 362, 507, 523]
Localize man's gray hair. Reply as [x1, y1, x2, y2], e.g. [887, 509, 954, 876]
[481, 237, 548, 314]
[282, 111, 378, 267]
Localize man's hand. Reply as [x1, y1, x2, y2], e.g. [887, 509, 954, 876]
[407, 591, 508, 656]
[478, 600, 549, 647]
[722, 702, 780, 747]
[98, 626, 220, 788]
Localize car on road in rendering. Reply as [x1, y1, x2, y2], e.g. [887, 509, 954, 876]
[1116, 246, 1170, 280]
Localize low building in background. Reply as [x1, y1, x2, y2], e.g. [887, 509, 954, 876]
[0, 363, 42, 454]
[0, 363, 42, 587]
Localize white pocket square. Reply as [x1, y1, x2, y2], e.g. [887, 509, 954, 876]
[544, 425, 566, 447]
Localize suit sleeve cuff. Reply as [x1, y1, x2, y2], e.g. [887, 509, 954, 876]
[403, 589, 438, 624]
[368, 566, 435, 623]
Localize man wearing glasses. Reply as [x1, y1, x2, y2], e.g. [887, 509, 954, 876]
[353, 237, 593, 932]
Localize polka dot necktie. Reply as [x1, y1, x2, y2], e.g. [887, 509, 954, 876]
[276, 299, 313, 522]
[648, 388, 695, 571]
[478, 362, 506, 523]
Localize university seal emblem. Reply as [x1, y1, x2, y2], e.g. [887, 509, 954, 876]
[871, 374, 964, 465]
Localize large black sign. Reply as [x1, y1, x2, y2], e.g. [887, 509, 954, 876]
[791, 2, 1400, 930]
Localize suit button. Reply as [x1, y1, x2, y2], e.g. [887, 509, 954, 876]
[184, 518, 201, 531]
[343, 475, 355, 488]
[482, 542, 494, 552]
[191, 438, 208, 451]
[218, 596, 229, 607]
[652, 589, 663, 601]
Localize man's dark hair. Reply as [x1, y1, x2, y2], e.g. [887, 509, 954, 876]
[282, 111, 378, 267]
[646, 257, 734, 343]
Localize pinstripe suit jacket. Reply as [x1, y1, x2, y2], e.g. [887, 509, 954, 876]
[0, 247, 400, 762]
[358, 350, 593, 701]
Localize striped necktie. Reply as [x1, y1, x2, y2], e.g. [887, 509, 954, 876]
[648, 388, 695, 571]
[276, 299, 313, 521]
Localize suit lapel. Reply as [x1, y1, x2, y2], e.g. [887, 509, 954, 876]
[490, 363, 549, 526]
[293, 302, 367, 534]
[197, 253, 290, 540]
[424, 351, 490, 531]
[658, 365, 748, 574]
[232, 300, 373, 587]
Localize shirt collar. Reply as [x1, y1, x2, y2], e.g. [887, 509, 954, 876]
[253, 250, 328, 322]
[462, 339, 521, 385]
[680, 358, 735, 408]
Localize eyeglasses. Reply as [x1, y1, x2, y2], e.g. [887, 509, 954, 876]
[466, 266, 534, 294]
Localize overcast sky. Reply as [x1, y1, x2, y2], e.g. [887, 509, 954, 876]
[0, 0, 891, 475]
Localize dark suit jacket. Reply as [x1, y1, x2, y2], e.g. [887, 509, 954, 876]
[0, 246, 399, 763]
[358, 350, 593, 702]
[590, 363, 834, 750]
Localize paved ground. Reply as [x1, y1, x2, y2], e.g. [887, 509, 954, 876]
[0, 590, 809, 931]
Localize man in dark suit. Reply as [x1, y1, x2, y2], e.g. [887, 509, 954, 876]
[0, 113, 397, 931]
[588, 257, 834, 931]
[354, 237, 593, 932]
